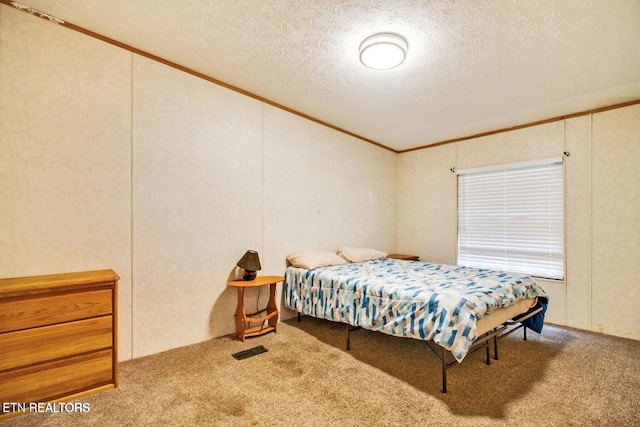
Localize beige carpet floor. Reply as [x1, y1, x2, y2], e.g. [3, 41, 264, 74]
[2, 317, 639, 426]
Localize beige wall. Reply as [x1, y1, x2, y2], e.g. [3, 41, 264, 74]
[398, 104, 640, 340]
[398, 143, 457, 265]
[591, 106, 640, 338]
[0, 5, 398, 360]
[131, 56, 265, 357]
[0, 5, 133, 358]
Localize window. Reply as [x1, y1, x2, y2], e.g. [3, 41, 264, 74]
[457, 158, 564, 280]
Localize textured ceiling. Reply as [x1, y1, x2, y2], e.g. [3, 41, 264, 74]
[7, 0, 640, 151]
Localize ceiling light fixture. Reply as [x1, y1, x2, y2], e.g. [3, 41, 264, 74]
[359, 33, 408, 70]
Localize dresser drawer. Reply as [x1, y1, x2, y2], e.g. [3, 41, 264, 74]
[0, 288, 112, 333]
[0, 315, 113, 371]
[0, 349, 114, 403]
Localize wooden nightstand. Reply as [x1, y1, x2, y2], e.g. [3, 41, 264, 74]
[387, 254, 420, 261]
[227, 276, 284, 342]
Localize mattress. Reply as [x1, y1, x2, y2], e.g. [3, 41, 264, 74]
[476, 297, 537, 336]
[284, 258, 548, 362]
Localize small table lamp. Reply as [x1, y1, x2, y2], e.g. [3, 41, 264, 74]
[237, 250, 261, 281]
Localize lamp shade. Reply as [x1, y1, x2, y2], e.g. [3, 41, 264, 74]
[237, 250, 261, 280]
[359, 33, 408, 70]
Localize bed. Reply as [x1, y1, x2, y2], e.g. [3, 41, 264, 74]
[284, 255, 549, 392]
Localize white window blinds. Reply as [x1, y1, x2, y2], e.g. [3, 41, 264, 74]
[457, 158, 564, 280]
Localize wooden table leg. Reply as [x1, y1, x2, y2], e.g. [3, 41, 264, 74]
[266, 283, 279, 332]
[234, 287, 246, 342]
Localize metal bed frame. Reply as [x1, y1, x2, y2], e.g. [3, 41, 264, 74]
[297, 304, 543, 393]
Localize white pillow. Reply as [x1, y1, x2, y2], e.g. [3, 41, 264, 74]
[286, 251, 348, 269]
[337, 247, 387, 263]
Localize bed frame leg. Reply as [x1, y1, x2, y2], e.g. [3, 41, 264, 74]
[493, 334, 499, 360]
[346, 323, 351, 351]
[485, 339, 491, 365]
[297, 312, 301, 322]
[441, 346, 447, 393]
[523, 325, 528, 341]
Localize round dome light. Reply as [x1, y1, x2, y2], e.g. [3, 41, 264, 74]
[359, 33, 408, 70]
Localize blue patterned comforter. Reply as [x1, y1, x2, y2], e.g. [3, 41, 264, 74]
[284, 258, 548, 362]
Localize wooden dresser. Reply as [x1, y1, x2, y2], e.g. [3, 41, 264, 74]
[0, 270, 118, 419]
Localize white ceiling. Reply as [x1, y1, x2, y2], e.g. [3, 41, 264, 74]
[9, 0, 640, 152]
